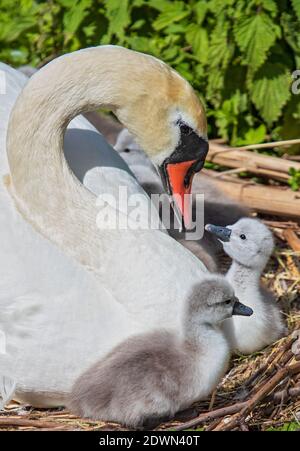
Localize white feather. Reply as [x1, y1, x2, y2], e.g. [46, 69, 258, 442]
[0, 61, 207, 407]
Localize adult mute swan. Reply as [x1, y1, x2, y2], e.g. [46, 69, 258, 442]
[0, 62, 134, 186]
[0, 60, 146, 408]
[0, 46, 209, 408]
[17, 66, 223, 271]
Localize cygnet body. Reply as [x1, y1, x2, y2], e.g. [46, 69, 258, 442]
[68, 276, 252, 428]
[206, 218, 286, 354]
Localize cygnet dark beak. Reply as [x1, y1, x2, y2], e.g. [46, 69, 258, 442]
[205, 224, 232, 242]
[232, 300, 253, 317]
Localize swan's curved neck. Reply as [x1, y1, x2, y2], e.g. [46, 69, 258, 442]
[7, 47, 182, 274]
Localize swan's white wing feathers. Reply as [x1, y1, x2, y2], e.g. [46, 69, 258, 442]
[0, 63, 207, 407]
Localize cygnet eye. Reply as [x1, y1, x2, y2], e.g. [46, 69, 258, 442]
[224, 299, 232, 305]
[123, 148, 130, 153]
[240, 234, 246, 240]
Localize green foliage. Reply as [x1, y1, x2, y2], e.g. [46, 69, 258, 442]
[0, 0, 300, 147]
[234, 13, 280, 71]
[251, 63, 291, 125]
[267, 421, 299, 431]
[288, 167, 300, 191]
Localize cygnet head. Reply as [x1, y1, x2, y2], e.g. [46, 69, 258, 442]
[184, 275, 253, 330]
[205, 218, 274, 269]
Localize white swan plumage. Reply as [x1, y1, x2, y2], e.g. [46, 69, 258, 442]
[0, 61, 149, 407]
[0, 47, 208, 407]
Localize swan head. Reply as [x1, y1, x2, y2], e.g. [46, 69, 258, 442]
[114, 52, 208, 227]
[205, 218, 274, 269]
[185, 276, 253, 328]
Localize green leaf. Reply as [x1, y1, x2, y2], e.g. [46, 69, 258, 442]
[0, 18, 36, 42]
[236, 124, 267, 145]
[193, 1, 208, 25]
[281, 12, 300, 66]
[125, 35, 162, 57]
[251, 63, 291, 125]
[162, 46, 179, 61]
[244, 124, 266, 144]
[131, 19, 145, 30]
[291, 0, 300, 22]
[258, 0, 278, 16]
[63, 0, 92, 37]
[186, 25, 209, 65]
[214, 90, 249, 142]
[207, 0, 235, 13]
[175, 62, 194, 81]
[132, 0, 145, 6]
[57, 0, 75, 7]
[83, 24, 96, 38]
[153, 2, 189, 31]
[164, 23, 186, 34]
[267, 421, 300, 430]
[209, 22, 234, 69]
[234, 13, 281, 71]
[223, 65, 247, 100]
[279, 96, 300, 154]
[147, 0, 189, 14]
[104, 0, 131, 41]
[206, 70, 225, 107]
[147, 0, 173, 12]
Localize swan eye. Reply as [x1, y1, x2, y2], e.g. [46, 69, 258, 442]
[123, 148, 130, 153]
[240, 234, 246, 240]
[224, 300, 231, 305]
